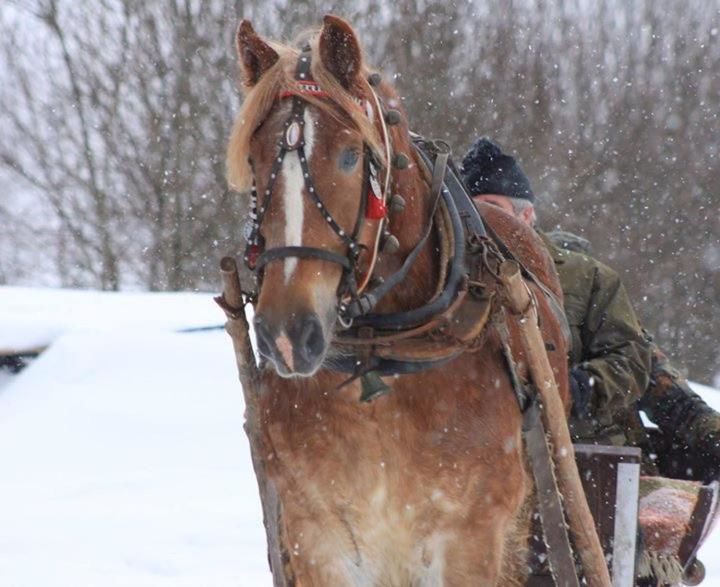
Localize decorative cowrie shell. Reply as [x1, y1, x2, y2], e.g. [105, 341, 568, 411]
[285, 121, 302, 148]
[369, 173, 382, 199]
[365, 100, 374, 122]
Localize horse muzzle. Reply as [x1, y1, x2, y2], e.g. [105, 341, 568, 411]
[254, 312, 327, 377]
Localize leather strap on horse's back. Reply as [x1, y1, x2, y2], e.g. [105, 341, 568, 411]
[524, 401, 581, 587]
[484, 218, 571, 347]
[410, 132, 487, 237]
[445, 154, 488, 238]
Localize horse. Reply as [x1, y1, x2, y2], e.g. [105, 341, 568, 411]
[226, 15, 570, 586]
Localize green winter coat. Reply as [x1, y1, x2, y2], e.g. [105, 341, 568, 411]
[539, 233, 653, 447]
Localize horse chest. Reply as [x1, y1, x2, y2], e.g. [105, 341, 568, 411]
[263, 406, 469, 583]
[254, 365, 527, 584]
[261, 379, 519, 527]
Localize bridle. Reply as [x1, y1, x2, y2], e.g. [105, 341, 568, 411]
[243, 48, 393, 325]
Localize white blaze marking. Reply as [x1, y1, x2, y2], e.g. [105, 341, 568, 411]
[281, 109, 315, 282]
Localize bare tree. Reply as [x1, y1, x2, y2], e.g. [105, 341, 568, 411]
[0, 0, 250, 290]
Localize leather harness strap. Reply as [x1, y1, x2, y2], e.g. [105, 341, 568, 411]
[340, 148, 451, 322]
[482, 217, 572, 346]
[256, 246, 353, 272]
[524, 404, 582, 587]
[497, 314, 581, 587]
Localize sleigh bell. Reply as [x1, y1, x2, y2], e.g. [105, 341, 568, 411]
[359, 370, 390, 402]
[367, 72, 382, 87]
[384, 110, 401, 126]
[381, 232, 400, 254]
[389, 194, 406, 214]
[392, 153, 410, 169]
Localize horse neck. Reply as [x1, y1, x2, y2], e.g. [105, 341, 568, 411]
[371, 141, 439, 313]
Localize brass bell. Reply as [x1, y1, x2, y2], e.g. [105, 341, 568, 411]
[389, 194, 406, 214]
[392, 153, 410, 169]
[384, 110, 401, 125]
[360, 370, 391, 402]
[382, 232, 400, 254]
[368, 72, 382, 87]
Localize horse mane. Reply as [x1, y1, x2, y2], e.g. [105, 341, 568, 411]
[226, 32, 388, 192]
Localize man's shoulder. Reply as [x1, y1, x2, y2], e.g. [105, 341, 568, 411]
[539, 231, 622, 291]
[539, 231, 594, 269]
[545, 230, 592, 255]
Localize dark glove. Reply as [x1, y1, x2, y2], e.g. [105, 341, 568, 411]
[698, 436, 720, 484]
[569, 367, 594, 420]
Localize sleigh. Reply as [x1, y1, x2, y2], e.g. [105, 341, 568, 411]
[526, 445, 719, 587]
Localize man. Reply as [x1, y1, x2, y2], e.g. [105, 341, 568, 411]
[460, 137, 720, 480]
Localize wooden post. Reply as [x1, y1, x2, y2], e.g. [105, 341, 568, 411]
[498, 260, 612, 587]
[216, 256, 294, 587]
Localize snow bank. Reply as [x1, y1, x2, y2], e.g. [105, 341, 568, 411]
[0, 287, 270, 585]
[0, 329, 270, 586]
[0, 286, 223, 353]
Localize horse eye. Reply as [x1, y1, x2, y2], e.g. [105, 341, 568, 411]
[339, 148, 360, 171]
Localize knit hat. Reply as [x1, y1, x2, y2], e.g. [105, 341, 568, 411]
[460, 138, 535, 202]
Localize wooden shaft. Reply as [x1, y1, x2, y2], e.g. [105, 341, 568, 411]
[217, 256, 293, 587]
[220, 256, 244, 308]
[499, 261, 612, 587]
[219, 257, 260, 392]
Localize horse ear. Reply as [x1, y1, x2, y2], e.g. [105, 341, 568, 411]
[236, 20, 279, 87]
[318, 15, 363, 89]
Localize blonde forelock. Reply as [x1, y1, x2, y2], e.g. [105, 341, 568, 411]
[226, 33, 387, 193]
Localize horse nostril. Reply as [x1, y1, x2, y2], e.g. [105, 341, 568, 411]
[298, 314, 325, 363]
[253, 315, 274, 358]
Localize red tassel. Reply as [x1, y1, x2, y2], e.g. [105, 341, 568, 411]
[366, 194, 387, 219]
[246, 245, 261, 269]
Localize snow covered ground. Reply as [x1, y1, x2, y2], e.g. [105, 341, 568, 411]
[0, 285, 719, 586]
[0, 287, 270, 586]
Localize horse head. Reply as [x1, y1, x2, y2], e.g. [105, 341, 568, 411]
[227, 16, 415, 377]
